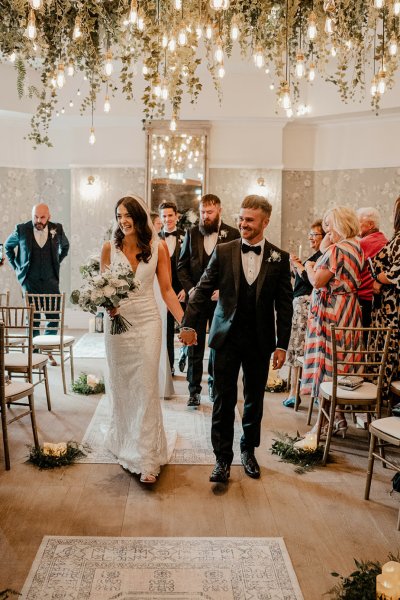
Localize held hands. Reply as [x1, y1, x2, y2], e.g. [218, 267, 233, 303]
[177, 289, 186, 302]
[178, 327, 197, 346]
[372, 281, 382, 294]
[211, 289, 219, 301]
[272, 349, 286, 370]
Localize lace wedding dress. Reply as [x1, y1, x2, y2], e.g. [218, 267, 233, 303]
[104, 239, 171, 476]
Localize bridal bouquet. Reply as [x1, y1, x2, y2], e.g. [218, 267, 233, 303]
[70, 264, 140, 335]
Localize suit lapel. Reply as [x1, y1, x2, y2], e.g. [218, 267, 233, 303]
[256, 243, 271, 303]
[232, 239, 241, 297]
[196, 228, 204, 268]
[27, 223, 34, 256]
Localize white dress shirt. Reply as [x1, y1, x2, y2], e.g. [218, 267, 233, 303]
[163, 228, 177, 257]
[241, 239, 265, 285]
[203, 231, 218, 256]
[33, 225, 48, 248]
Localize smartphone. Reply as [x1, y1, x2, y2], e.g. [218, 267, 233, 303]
[367, 257, 376, 279]
[0, 243, 3, 264]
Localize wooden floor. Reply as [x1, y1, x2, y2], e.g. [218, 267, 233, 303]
[0, 332, 399, 599]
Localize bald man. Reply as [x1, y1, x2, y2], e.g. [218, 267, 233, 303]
[5, 204, 70, 360]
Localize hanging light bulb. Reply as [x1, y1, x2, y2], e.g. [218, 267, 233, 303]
[178, 22, 188, 46]
[218, 62, 225, 78]
[89, 127, 96, 145]
[50, 72, 57, 87]
[230, 16, 240, 41]
[389, 34, 398, 56]
[77, 88, 81, 96]
[325, 16, 334, 34]
[307, 11, 317, 40]
[214, 38, 224, 63]
[394, 1, 400, 15]
[153, 75, 161, 97]
[195, 24, 203, 38]
[209, 0, 229, 9]
[103, 95, 111, 112]
[253, 46, 264, 68]
[9, 50, 16, 63]
[56, 63, 65, 88]
[206, 23, 213, 39]
[286, 107, 293, 118]
[168, 36, 176, 52]
[174, 0, 182, 9]
[129, 0, 138, 24]
[374, 0, 384, 8]
[280, 82, 291, 109]
[73, 15, 82, 40]
[370, 75, 378, 96]
[137, 8, 145, 31]
[378, 69, 386, 93]
[67, 59, 74, 76]
[104, 50, 113, 77]
[331, 45, 337, 57]
[295, 52, 305, 78]
[142, 64, 149, 75]
[30, 0, 43, 9]
[170, 115, 177, 131]
[162, 33, 168, 48]
[161, 79, 169, 100]
[27, 9, 37, 40]
[308, 62, 316, 81]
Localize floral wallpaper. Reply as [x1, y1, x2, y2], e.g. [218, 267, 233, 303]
[0, 167, 70, 305]
[282, 167, 400, 260]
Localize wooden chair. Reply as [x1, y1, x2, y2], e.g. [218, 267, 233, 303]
[364, 417, 400, 530]
[1, 306, 51, 411]
[25, 293, 75, 394]
[293, 356, 317, 425]
[315, 325, 391, 465]
[0, 320, 39, 470]
[389, 381, 400, 415]
[0, 290, 10, 307]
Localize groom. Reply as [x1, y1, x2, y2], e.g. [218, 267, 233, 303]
[180, 195, 293, 483]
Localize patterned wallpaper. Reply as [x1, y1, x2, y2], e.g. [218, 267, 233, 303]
[282, 167, 400, 260]
[2, 165, 399, 307]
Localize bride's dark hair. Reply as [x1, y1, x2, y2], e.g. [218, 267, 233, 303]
[114, 196, 153, 263]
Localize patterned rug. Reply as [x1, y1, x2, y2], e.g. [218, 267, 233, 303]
[20, 536, 304, 599]
[74, 333, 106, 358]
[79, 395, 242, 465]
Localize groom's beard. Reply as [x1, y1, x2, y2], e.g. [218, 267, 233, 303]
[199, 217, 219, 236]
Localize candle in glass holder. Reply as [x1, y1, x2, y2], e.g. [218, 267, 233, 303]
[298, 244, 302, 260]
[89, 317, 96, 333]
[376, 572, 400, 599]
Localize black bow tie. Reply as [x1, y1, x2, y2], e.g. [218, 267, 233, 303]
[241, 244, 262, 255]
[164, 231, 177, 237]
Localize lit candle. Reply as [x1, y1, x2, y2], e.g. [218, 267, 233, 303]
[376, 572, 400, 599]
[298, 244, 302, 260]
[89, 317, 96, 333]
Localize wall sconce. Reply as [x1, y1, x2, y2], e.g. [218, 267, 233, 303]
[80, 174, 101, 201]
[87, 175, 95, 185]
[257, 177, 266, 187]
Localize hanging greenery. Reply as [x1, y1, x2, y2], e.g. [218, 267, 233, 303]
[0, 0, 398, 146]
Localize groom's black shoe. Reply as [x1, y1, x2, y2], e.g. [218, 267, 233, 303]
[209, 460, 230, 483]
[241, 451, 260, 479]
[187, 393, 201, 407]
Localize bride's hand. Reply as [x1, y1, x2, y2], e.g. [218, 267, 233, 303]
[106, 307, 119, 318]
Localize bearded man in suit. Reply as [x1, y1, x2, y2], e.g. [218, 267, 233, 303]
[5, 203, 70, 363]
[158, 200, 186, 375]
[180, 195, 293, 483]
[178, 193, 240, 407]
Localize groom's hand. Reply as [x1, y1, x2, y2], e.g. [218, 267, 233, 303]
[272, 349, 286, 370]
[178, 328, 197, 346]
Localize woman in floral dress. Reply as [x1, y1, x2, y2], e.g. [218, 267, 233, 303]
[301, 206, 364, 435]
[370, 196, 400, 400]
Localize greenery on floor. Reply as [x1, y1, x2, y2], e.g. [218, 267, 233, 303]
[71, 373, 105, 395]
[327, 554, 400, 599]
[0, 590, 20, 599]
[28, 442, 87, 469]
[270, 431, 326, 474]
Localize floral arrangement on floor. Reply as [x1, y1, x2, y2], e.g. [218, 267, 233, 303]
[72, 373, 105, 395]
[327, 554, 400, 599]
[71, 262, 140, 335]
[265, 363, 287, 393]
[270, 431, 326, 474]
[28, 441, 87, 469]
[0, 590, 20, 599]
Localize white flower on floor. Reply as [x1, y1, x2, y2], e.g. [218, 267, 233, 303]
[86, 374, 100, 388]
[43, 442, 67, 457]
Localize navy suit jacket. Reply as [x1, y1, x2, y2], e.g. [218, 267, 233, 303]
[182, 238, 293, 357]
[5, 220, 70, 286]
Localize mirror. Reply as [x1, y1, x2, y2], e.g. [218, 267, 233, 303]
[145, 121, 210, 215]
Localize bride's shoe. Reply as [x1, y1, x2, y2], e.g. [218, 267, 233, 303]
[332, 418, 348, 438]
[140, 473, 157, 484]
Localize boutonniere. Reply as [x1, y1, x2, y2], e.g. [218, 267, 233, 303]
[50, 228, 57, 239]
[267, 250, 281, 263]
[218, 229, 228, 240]
[179, 234, 185, 244]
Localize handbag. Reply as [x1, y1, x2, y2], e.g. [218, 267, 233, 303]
[337, 375, 364, 390]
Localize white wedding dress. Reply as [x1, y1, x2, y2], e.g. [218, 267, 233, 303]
[104, 239, 171, 476]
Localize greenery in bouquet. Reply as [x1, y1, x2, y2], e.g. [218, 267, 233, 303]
[79, 255, 100, 279]
[70, 263, 140, 335]
[72, 373, 105, 395]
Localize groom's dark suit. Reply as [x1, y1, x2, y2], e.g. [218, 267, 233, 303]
[178, 222, 240, 396]
[182, 238, 293, 464]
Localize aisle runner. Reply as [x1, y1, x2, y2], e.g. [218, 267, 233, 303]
[73, 333, 105, 358]
[79, 395, 242, 465]
[21, 536, 304, 600]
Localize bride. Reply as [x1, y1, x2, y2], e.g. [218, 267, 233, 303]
[100, 195, 185, 484]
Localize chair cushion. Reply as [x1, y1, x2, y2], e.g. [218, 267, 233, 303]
[33, 335, 75, 347]
[390, 381, 400, 395]
[320, 380, 378, 401]
[5, 381, 34, 399]
[295, 356, 304, 367]
[4, 354, 48, 368]
[370, 416, 400, 439]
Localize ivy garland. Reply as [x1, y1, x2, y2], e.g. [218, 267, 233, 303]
[0, 0, 397, 146]
[270, 431, 327, 473]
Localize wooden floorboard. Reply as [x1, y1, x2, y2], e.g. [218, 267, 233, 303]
[0, 332, 399, 599]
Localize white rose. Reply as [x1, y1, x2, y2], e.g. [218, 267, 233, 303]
[103, 285, 117, 298]
[91, 289, 104, 302]
[92, 275, 105, 286]
[109, 277, 126, 287]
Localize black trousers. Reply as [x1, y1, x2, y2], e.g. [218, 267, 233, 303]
[211, 327, 271, 465]
[187, 299, 216, 395]
[359, 298, 373, 329]
[166, 302, 185, 370]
